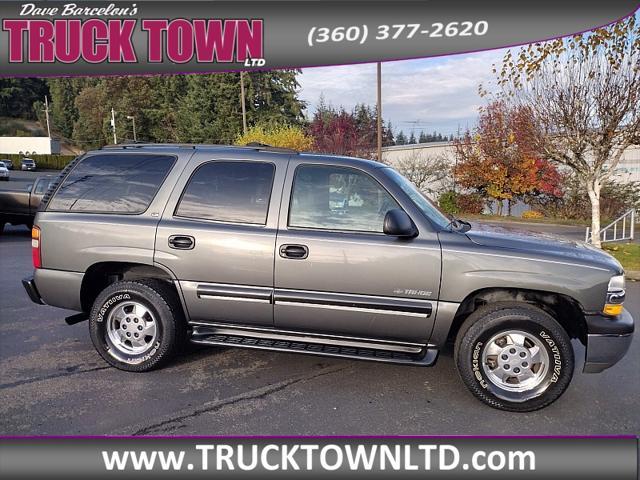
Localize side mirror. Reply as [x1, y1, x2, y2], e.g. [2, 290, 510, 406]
[383, 209, 418, 238]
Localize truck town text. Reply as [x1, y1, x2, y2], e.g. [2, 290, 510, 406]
[2, 18, 264, 63]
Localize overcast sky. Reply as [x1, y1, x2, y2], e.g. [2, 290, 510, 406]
[298, 49, 507, 138]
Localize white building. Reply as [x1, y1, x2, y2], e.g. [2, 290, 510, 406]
[0, 136, 61, 155]
[382, 142, 640, 185]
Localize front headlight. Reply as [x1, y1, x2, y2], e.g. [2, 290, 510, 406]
[603, 274, 625, 316]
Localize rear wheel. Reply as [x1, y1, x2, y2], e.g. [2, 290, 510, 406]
[89, 280, 186, 372]
[454, 302, 574, 412]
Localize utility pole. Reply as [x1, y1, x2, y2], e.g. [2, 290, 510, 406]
[43, 96, 51, 137]
[110, 108, 117, 144]
[240, 71, 248, 135]
[127, 115, 137, 141]
[376, 62, 382, 162]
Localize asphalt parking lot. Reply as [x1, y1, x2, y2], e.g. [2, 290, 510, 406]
[0, 223, 638, 436]
[0, 169, 57, 191]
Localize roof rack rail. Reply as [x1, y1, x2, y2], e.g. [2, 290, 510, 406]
[100, 142, 299, 154]
[245, 142, 298, 154]
[101, 142, 195, 149]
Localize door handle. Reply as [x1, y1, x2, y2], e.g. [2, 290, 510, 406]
[168, 235, 195, 250]
[279, 244, 309, 259]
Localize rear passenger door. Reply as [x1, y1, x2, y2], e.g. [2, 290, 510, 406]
[154, 152, 288, 327]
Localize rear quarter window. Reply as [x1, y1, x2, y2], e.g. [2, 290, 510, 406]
[175, 161, 275, 225]
[47, 153, 175, 214]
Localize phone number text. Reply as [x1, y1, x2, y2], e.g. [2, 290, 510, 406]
[307, 21, 489, 47]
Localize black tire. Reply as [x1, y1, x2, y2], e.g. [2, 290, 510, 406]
[89, 279, 187, 372]
[454, 302, 574, 412]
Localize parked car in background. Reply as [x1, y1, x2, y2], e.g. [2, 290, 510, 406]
[0, 175, 53, 232]
[22, 144, 634, 412]
[21, 158, 36, 171]
[1, 159, 14, 170]
[0, 164, 9, 181]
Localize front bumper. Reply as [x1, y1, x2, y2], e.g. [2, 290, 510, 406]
[583, 308, 634, 373]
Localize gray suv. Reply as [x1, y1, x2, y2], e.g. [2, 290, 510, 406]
[22, 144, 633, 411]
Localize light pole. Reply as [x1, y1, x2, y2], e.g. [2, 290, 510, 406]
[376, 62, 382, 162]
[110, 108, 117, 144]
[126, 115, 137, 142]
[44, 96, 51, 137]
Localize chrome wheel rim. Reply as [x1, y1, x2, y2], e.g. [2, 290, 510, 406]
[481, 330, 550, 393]
[106, 301, 158, 357]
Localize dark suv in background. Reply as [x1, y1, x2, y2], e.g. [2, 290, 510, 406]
[22, 144, 633, 411]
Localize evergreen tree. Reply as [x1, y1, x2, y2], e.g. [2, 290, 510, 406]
[418, 131, 428, 143]
[0, 78, 49, 119]
[395, 130, 407, 145]
[65, 70, 306, 148]
[408, 131, 417, 144]
[48, 79, 91, 138]
[383, 120, 395, 146]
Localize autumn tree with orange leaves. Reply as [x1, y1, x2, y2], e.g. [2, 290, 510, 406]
[454, 100, 561, 216]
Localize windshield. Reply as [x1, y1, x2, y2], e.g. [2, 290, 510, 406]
[382, 167, 451, 230]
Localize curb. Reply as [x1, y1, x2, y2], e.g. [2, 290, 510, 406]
[475, 219, 588, 229]
[626, 271, 640, 281]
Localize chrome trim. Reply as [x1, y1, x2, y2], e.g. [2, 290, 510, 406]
[198, 295, 271, 304]
[193, 282, 433, 317]
[274, 288, 432, 316]
[275, 300, 427, 318]
[196, 283, 273, 302]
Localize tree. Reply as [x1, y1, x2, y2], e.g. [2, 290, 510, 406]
[419, 131, 428, 143]
[383, 120, 395, 146]
[66, 70, 306, 148]
[243, 70, 305, 128]
[408, 132, 417, 144]
[309, 106, 362, 156]
[395, 151, 451, 195]
[395, 130, 407, 145]
[236, 124, 313, 151]
[493, 16, 640, 246]
[0, 78, 49, 119]
[48, 78, 92, 138]
[454, 100, 561, 215]
[308, 100, 389, 158]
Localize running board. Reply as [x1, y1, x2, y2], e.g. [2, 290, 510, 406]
[189, 324, 438, 366]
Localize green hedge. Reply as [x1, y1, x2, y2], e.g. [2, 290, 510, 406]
[1, 153, 78, 170]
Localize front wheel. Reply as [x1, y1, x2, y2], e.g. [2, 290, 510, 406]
[89, 280, 186, 372]
[455, 303, 574, 412]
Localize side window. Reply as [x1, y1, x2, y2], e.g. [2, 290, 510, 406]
[34, 178, 51, 194]
[48, 154, 175, 213]
[176, 161, 275, 225]
[289, 165, 400, 233]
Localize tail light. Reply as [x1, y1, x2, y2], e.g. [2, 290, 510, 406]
[31, 226, 41, 269]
